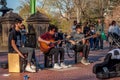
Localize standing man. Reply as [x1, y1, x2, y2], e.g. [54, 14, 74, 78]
[83, 22, 90, 37]
[8, 18, 36, 72]
[83, 22, 90, 46]
[95, 19, 104, 50]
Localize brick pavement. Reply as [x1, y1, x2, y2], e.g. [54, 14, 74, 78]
[0, 47, 120, 80]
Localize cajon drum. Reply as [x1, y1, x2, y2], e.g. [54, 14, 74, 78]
[8, 53, 20, 72]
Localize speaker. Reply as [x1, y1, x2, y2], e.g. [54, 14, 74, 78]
[8, 53, 20, 72]
[25, 33, 36, 48]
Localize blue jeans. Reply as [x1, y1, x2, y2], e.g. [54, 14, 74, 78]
[95, 36, 103, 49]
[21, 35, 26, 45]
[89, 38, 94, 48]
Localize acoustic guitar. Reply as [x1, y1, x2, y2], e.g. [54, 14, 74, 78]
[70, 34, 97, 45]
[39, 40, 62, 53]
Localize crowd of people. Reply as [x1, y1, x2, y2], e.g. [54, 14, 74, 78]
[71, 19, 120, 51]
[8, 18, 120, 73]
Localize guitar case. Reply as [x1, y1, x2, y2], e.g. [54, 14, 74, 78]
[93, 50, 120, 79]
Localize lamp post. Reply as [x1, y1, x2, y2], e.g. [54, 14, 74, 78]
[30, 0, 36, 14]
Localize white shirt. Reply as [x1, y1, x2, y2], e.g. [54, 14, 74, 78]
[108, 25, 120, 36]
[108, 25, 114, 33]
[113, 25, 120, 35]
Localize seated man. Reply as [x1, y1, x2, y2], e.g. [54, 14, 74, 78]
[67, 24, 90, 65]
[8, 18, 36, 72]
[38, 25, 68, 69]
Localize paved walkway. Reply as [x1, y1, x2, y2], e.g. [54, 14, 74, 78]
[0, 46, 120, 80]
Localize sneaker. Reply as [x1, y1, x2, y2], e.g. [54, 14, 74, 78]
[81, 60, 89, 65]
[68, 64, 72, 68]
[85, 60, 90, 64]
[60, 63, 68, 68]
[81, 58, 89, 65]
[25, 66, 36, 72]
[31, 65, 36, 70]
[90, 48, 94, 51]
[53, 63, 62, 69]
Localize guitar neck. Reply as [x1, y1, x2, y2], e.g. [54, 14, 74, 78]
[76, 35, 95, 43]
[50, 40, 65, 45]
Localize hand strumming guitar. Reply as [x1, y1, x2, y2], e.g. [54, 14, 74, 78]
[45, 40, 51, 45]
[67, 34, 98, 46]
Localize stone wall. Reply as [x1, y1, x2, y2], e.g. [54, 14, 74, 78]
[27, 11, 50, 41]
[0, 11, 23, 47]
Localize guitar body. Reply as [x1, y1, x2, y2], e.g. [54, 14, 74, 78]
[39, 40, 55, 53]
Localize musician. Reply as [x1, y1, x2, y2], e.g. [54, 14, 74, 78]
[38, 25, 68, 69]
[8, 18, 36, 72]
[67, 24, 90, 65]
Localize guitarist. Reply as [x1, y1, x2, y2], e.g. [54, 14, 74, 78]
[67, 24, 90, 65]
[38, 25, 68, 69]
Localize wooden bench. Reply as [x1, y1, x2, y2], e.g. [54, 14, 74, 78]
[8, 53, 27, 72]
